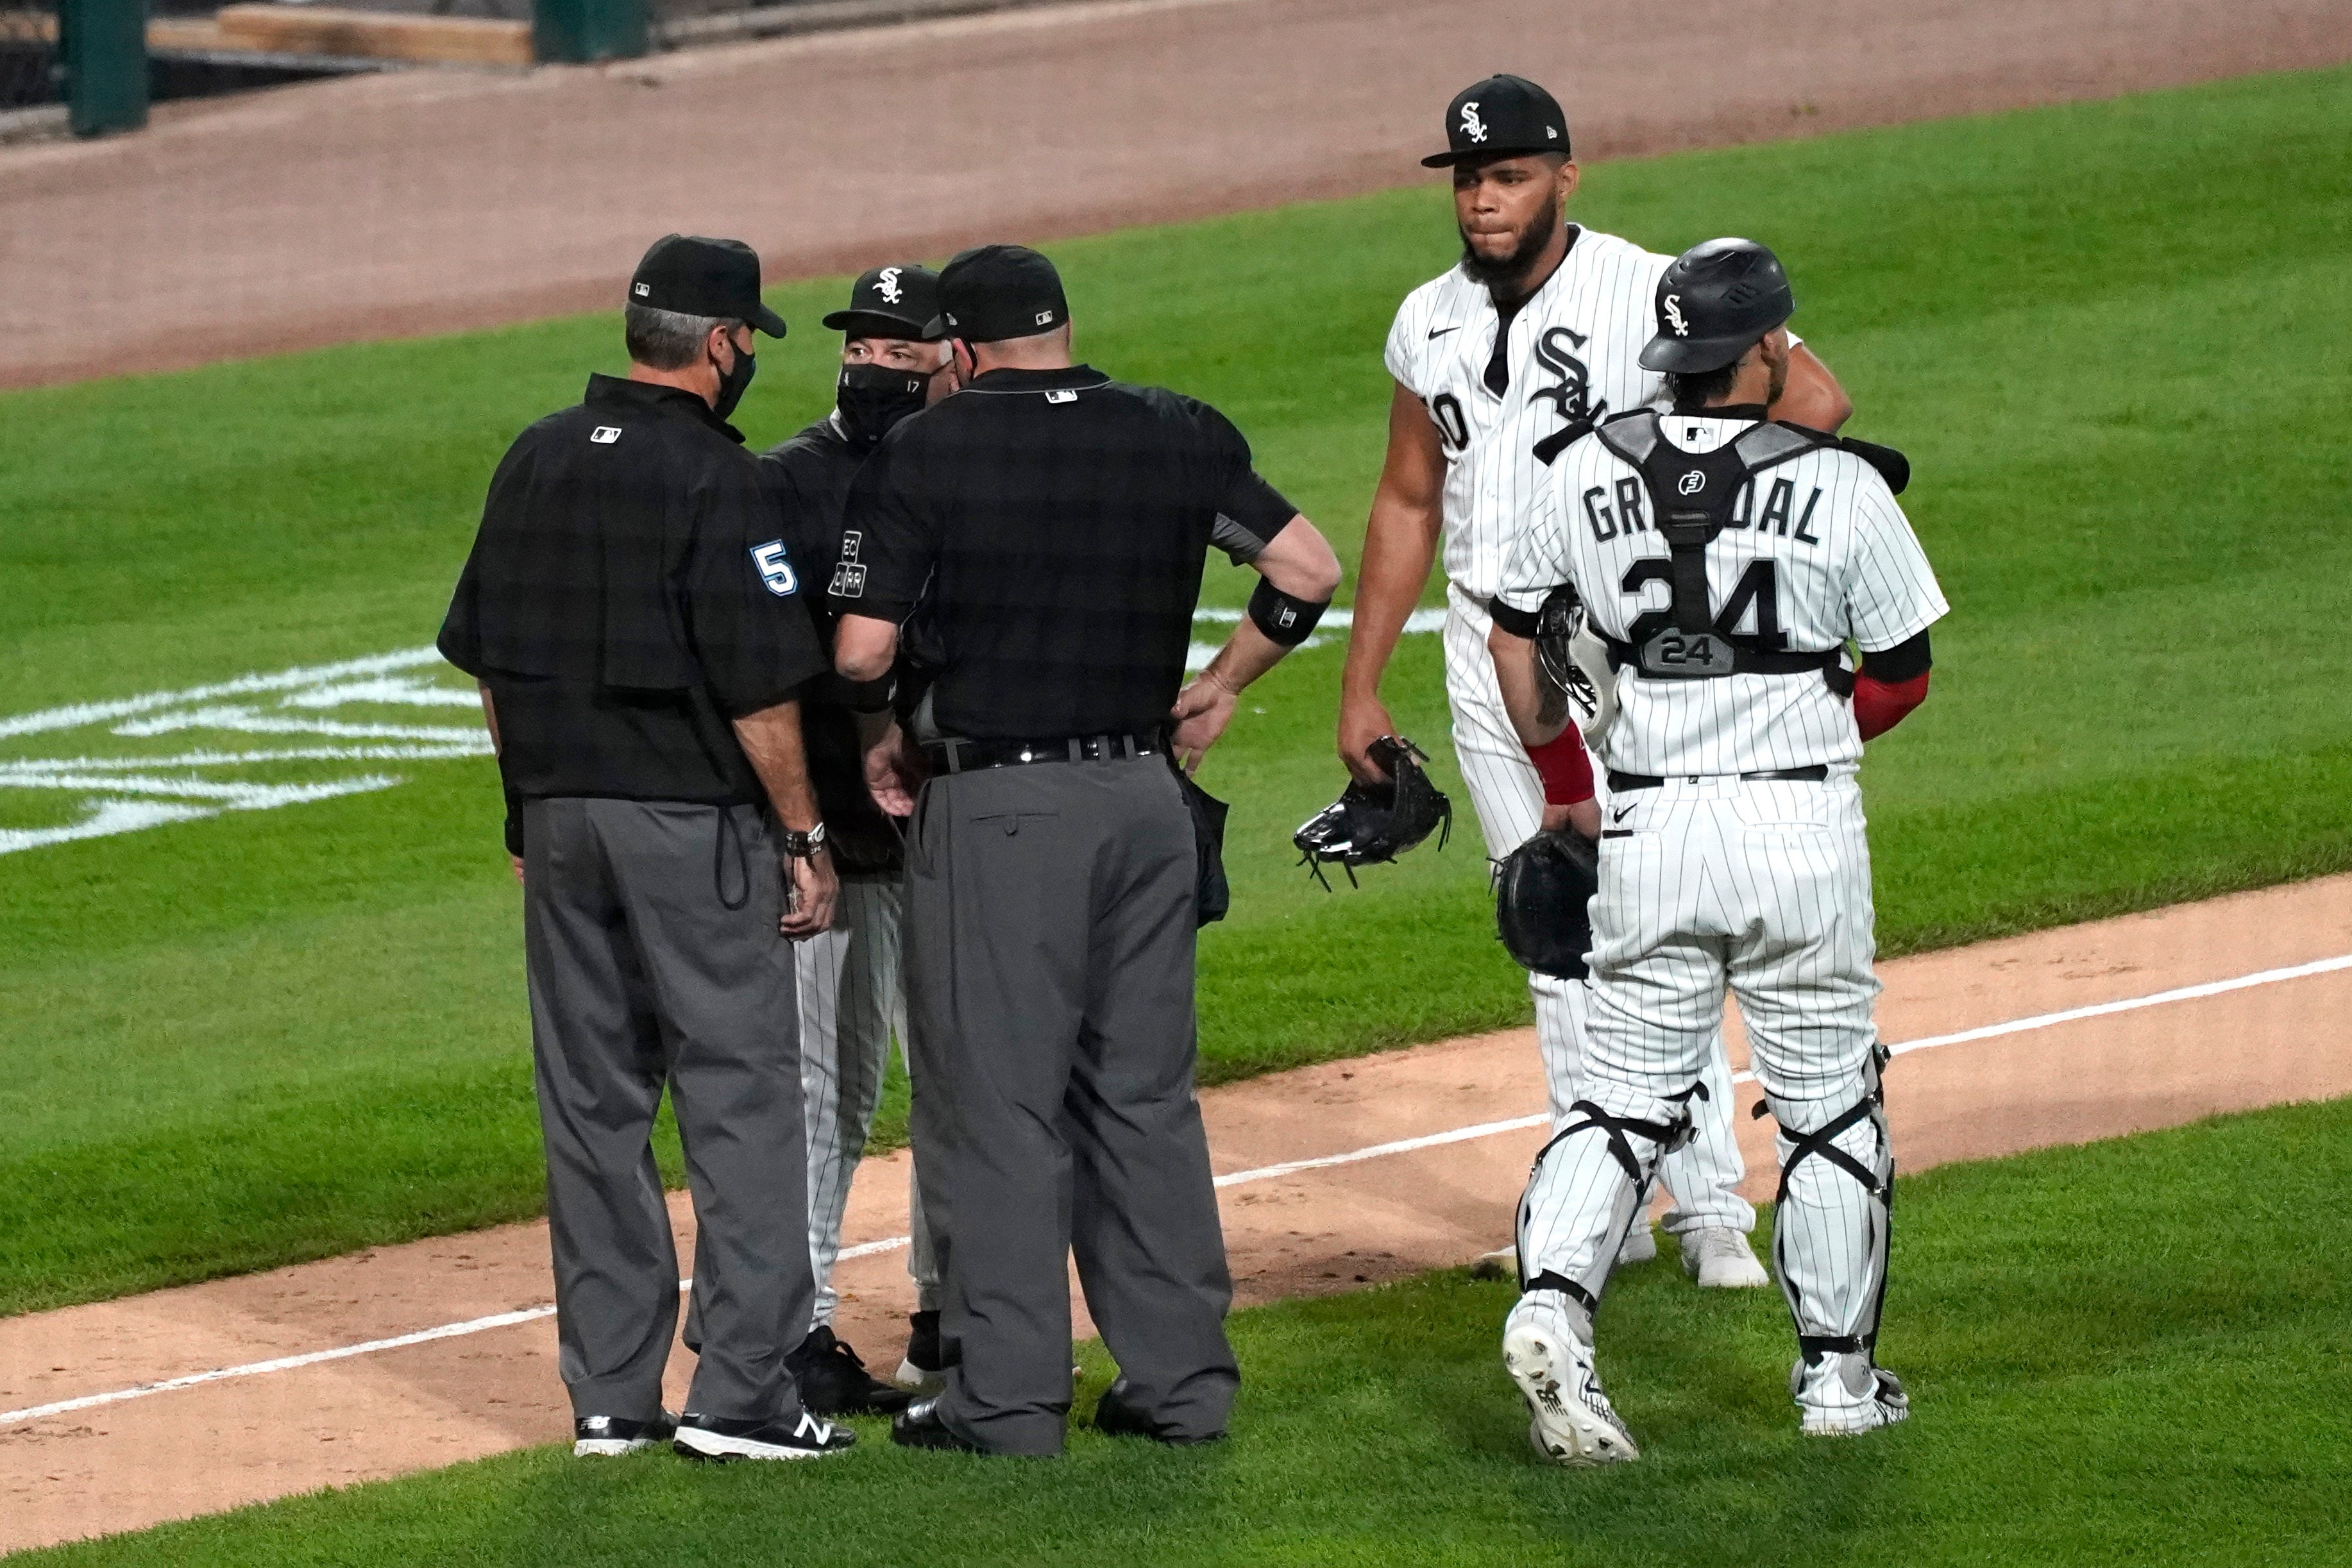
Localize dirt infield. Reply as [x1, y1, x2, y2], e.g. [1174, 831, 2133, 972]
[3, 0, 2349, 387]
[4, 873, 2349, 1551]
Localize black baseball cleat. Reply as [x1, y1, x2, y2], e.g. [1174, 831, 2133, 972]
[895, 1310, 957, 1392]
[1094, 1381, 1225, 1447]
[572, 1411, 677, 1457]
[890, 1397, 989, 1453]
[791, 1326, 914, 1416]
[672, 1409, 856, 1462]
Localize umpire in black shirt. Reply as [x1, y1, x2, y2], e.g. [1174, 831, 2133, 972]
[439, 234, 854, 1463]
[832, 244, 1342, 1455]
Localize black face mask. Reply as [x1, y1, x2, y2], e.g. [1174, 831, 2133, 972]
[836, 362, 933, 446]
[712, 341, 757, 421]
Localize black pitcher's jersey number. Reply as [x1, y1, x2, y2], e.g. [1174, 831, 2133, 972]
[1428, 391, 1469, 451]
[1621, 557, 1788, 650]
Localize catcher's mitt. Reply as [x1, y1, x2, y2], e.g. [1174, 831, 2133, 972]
[1294, 736, 1451, 888]
[1494, 828, 1598, 980]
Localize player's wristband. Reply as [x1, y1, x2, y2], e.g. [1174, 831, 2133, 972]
[1526, 729, 1595, 807]
[1247, 578, 1330, 648]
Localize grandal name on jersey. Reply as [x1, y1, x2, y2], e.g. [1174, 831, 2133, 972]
[1497, 410, 1947, 777]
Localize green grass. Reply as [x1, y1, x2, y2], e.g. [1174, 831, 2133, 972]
[19, 1098, 2352, 1567]
[4, 66, 2351, 1314]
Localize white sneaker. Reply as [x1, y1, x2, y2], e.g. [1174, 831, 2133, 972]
[1502, 1297, 1639, 1466]
[1793, 1352, 1909, 1435]
[1616, 1223, 1659, 1266]
[1680, 1227, 1770, 1288]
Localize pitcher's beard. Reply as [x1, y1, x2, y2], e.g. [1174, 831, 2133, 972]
[1460, 199, 1561, 294]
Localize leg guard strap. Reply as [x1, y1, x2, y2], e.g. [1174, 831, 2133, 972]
[1546, 1085, 1705, 1188]
[1524, 1270, 1600, 1317]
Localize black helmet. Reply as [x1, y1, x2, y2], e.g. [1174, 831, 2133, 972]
[1637, 239, 1795, 375]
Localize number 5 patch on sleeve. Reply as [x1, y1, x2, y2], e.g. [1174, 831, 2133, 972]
[750, 539, 799, 596]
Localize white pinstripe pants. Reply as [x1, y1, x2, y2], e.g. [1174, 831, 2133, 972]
[1444, 587, 1753, 1235]
[1519, 775, 1889, 1342]
[795, 873, 938, 1325]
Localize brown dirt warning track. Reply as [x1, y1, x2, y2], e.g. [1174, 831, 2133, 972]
[5, 873, 2351, 1551]
[3, 0, 2351, 387]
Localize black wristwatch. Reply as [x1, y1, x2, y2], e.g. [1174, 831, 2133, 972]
[777, 822, 829, 861]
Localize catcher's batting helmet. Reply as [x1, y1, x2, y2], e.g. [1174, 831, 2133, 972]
[1494, 828, 1598, 980]
[1294, 736, 1451, 888]
[1638, 238, 1794, 375]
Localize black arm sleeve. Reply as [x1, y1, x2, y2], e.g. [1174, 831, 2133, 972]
[1858, 628, 1932, 682]
[685, 460, 831, 717]
[1194, 400, 1298, 563]
[1487, 598, 1544, 639]
[834, 431, 940, 625]
[437, 442, 536, 678]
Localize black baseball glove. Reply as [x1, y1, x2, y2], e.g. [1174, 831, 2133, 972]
[1494, 828, 1598, 980]
[1293, 736, 1452, 888]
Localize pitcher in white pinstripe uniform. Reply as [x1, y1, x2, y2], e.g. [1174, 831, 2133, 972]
[1486, 238, 1944, 1460]
[1338, 74, 1856, 1287]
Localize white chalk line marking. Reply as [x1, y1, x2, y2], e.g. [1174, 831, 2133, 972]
[9, 951, 2346, 1429]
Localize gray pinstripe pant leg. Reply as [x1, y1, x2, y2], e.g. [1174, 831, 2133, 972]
[795, 874, 937, 1327]
[523, 797, 815, 1425]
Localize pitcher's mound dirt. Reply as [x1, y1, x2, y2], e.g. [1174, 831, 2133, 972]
[4, 873, 2349, 1551]
[4, 0, 2349, 386]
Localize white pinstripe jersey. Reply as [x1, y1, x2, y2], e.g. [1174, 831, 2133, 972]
[1384, 227, 1673, 602]
[1497, 412, 1947, 776]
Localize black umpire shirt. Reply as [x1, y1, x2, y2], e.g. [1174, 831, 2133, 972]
[831, 366, 1297, 740]
[761, 414, 904, 873]
[439, 375, 828, 809]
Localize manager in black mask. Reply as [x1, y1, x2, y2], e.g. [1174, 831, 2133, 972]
[755, 262, 958, 1415]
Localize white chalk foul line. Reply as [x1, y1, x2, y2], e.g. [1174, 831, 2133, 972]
[9, 950, 2348, 1429]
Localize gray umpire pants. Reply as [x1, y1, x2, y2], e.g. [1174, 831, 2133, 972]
[905, 753, 1238, 1454]
[523, 797, 814, 1426]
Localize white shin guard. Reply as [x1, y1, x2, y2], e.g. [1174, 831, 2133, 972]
[1516, 1088, 1705, 1315]
[1768, 1054, 1895, 1365]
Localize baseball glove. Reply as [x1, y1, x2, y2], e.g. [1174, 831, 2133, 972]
[1494, 828, 1598, 980]
[1293, 736, 1452, 888]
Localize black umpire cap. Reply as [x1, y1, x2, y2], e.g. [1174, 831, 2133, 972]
[1638, 238, 1796, 374]
[628, 234, 788, 337]
[1423, 74, 1570, 167]
[822, 264, 945, 342]
[937, 244, 1069, 344]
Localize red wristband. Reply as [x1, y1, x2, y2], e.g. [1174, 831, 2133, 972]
[1854, 671, 1930, 741]
[1526, 729, 1595, 806]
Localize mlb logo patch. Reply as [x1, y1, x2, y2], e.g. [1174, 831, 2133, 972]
[590, 426, 622, 444]
[1045, 389, 1078, 405]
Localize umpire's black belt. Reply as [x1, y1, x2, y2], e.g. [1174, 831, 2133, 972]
[1607, 766, 1829, 791]
[925, 731, 1164, 773]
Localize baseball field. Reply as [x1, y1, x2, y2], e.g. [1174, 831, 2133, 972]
[4, 30, 2351, 1565]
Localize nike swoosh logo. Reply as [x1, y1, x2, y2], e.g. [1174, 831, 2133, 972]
[1612, 804, 1634, 823]
[1428, 325, 1462, 339]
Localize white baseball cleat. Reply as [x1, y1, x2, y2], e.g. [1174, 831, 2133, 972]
[1503, 1297, 1639, 1466]
[1680, 1227, 1770, 1288]
[1616, 1222, 1659, 1266]
[1792, 1352, 1909, 1435]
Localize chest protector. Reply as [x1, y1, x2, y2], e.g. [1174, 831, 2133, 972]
[1593, 410, 1852, 695]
